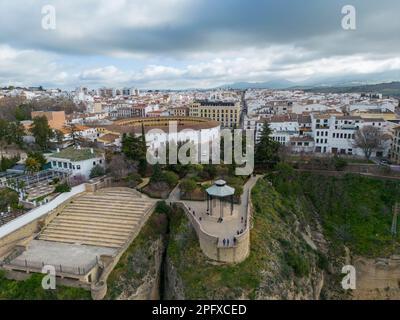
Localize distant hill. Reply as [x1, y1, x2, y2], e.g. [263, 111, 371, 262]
[218, 79, 295, 90]
[302, 81, 400, 97]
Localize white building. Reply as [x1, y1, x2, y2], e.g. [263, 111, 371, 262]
[47, 147, 105, 180]
[311, 114, 390, 157]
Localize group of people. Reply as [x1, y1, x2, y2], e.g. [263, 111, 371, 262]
[222, 237, 237, 247]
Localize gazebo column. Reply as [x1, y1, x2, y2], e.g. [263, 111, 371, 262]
[230, 195, 234, 215]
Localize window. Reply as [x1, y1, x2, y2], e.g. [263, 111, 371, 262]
[63, 162, 68, 169]
[77, 165, 81, 170]
[93, 161, 96, 166]
[52, 161, 56, 167]
[58, 162, 62, 168]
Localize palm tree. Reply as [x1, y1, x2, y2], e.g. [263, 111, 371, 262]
[25, 157, 41, 175]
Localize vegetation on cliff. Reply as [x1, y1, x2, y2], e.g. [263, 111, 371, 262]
[0, 271, 91, 300]
[105, 202, 169, 300]
[166, 177, 327, 299]
[268, 165, 400, 257]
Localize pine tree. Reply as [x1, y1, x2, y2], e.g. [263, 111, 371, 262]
[31, 116, 54, 151]
[255, 122, 280, 169]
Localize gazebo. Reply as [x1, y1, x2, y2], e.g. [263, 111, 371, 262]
[206, 180, 235, 218]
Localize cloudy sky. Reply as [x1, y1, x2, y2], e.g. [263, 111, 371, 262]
[0, 0, 400, 89]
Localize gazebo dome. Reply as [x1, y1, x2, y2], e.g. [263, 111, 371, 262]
[206, 180, 235, 198]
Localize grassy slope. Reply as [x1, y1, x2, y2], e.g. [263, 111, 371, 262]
[269, 170, 400, 257]
[0, 272, 91, 300]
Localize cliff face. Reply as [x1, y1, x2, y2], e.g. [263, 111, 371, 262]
[163, 178, 346, 300]
[105, 211, 168, 300]
[105, 171, 400, 300]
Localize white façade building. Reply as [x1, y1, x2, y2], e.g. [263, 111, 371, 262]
[311, 114, 390, 157]
[46, 147, 105, 180]
[256, 114, 300, 144]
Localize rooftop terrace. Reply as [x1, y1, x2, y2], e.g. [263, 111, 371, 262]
[49, 147, 103, 162]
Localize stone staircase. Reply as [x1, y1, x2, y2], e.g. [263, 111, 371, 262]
[37, 188, 155, 248]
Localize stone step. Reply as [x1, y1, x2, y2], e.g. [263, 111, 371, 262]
[52, 215, 139, 226]
[44, 225, 132, 237]
[62, 208, 144, 219]
[81, 194, 151, 201]
[38, 236, 122, 249]
[64, 205, 147, 214]
[59, 212, 141, 224]
[38, 232, 126, 245]
[69, 199, 151, 206]
[48, 221, 133, 233]
[40, 229, 128, 241]
[51, 217, 136, 230]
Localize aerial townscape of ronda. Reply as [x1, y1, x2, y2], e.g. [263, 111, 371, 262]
[1, 0, 400, 309]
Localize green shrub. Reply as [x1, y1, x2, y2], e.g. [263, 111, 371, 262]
[162, 170, 179, 187]
[0, 188, 19, 211]
[285, 250, 310, 277]
[55, 183, 71, 193]
[180, 178, 197, 194]
[333, 156, 347, 171]
[90, 165, 105, 178]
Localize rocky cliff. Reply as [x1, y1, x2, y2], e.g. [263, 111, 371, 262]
[105, 170, 400, 300]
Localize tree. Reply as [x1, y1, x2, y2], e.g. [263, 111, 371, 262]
[150, 163, 163, 183]
[108, 154, 129, 180]
[90, 165, 105, 179]
[162, 171, 179, 187]
[0, 119, 24, 148]
[0, 188, 19, 211]
[63, 123, 81, 146]
[122, 131, 147, 176]
[27, 151, 47, 167]
[180, 178, 197, 194]
[15, 104, 32, 121]
[25, 157, 41, 175]
[122, 133, 146, 161]
[255, 123, 280, 169]
[54, 129, 65, 147]
[353, 126, 384, 160]
[31, 116, 54, 150]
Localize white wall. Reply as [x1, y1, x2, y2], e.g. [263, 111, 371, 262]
[0, 184, 86, 240]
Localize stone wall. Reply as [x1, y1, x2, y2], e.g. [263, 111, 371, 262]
[177, 201, 250, 264]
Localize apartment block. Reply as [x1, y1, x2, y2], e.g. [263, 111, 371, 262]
[31, 111, 66, 130]
[390, 126, 400, 164]
[190, 100, 241, 128]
